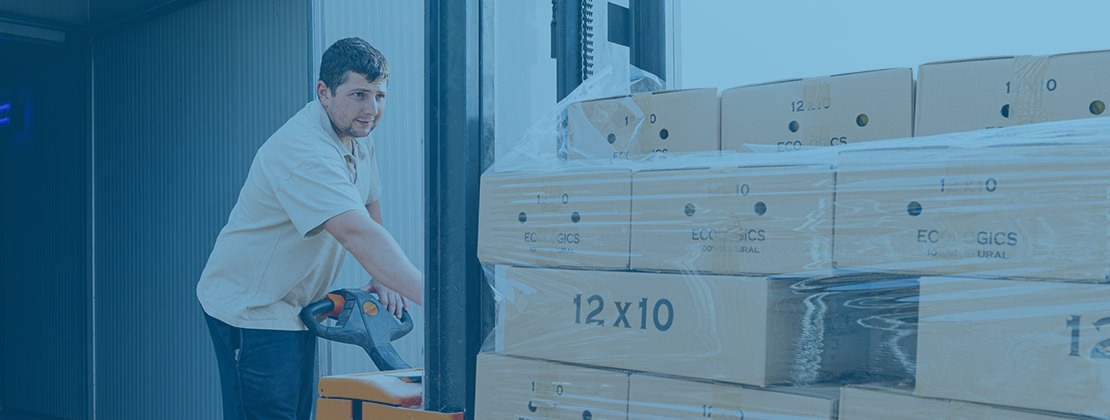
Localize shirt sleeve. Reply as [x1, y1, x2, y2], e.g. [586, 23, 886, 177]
[274, 156, 365, 238]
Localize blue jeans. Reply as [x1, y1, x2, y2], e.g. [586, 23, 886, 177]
[204, 313, 317, 420]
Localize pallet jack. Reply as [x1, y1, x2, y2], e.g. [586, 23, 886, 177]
[301, 289, 463, 420]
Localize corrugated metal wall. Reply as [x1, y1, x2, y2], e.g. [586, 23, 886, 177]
[0, 38, 91, 420]
[91, 0, 310, 418]
[310, 0, 427, 376]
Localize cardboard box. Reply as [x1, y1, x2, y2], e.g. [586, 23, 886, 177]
[915, 50, 1110, 136]
[478, 168, 632, 270]
[840, 383, 1087, 419]
[721, 68, 913, 152]
[861, 277, 919, 381]
[565, 88, 720, 160]
[474, 353, 630, 419]
[628, 373, 839, 419]
[496, 267, 911, 387]
[630, 165, 834, 275]
[914, 56, 1014, 136]
[914, 277, 1110, 418]
[833, 144, 1110, 281]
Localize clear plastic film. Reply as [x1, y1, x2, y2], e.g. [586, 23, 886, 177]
[915, 50, 1110, 138]
[1010, 55, 1052, 123]
[493, 65, 632, 174]
[476, 70, 1110, 417]
[839, 382, 1100, 420]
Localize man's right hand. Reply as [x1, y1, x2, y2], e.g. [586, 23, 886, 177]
[324, 209, 424, 305]
[360, 280, 406, 318]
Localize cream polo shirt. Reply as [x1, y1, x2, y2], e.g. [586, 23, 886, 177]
[197, 100, 382, 330]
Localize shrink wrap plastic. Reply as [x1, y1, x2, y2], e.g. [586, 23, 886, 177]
[475, 68, 1110, 417]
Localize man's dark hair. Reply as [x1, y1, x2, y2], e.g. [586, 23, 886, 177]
[319, 37, 389, 93]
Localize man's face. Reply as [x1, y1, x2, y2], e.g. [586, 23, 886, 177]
[318, 71, 387, 141]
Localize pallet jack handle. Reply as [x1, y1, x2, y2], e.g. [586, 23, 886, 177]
[300, 289, 414, 372]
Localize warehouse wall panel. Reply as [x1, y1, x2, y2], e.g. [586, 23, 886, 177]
[92, 0, 310, 418]
[0, 38, 91, 420]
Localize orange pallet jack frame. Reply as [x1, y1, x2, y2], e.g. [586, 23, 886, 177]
[316, 369, 462, 420]
[301, 289, 463, 420]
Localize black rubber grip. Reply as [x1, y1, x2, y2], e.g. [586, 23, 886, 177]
[299, 298, 335, 338]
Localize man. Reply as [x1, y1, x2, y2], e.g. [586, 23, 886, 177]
[196, 37, 423, 420]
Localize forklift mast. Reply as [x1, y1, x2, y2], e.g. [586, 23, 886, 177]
[551, 0, 668, 101]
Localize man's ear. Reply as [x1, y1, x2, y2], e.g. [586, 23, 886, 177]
[316, 80, 331, 103]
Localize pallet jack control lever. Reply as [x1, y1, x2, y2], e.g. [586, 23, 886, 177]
[300, 288, 414, 372]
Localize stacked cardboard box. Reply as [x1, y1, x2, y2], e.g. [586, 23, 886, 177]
[839, 383, 1092, 419]
[630, 164, 835, 275]
[479, 69, 920, 418]
[477, 163, 913, 417]
[477, 168, 633, 270]
[477, 51, 1110, 418]
[474, 353, 631, 419]
[913, 277, 1110, 418]
[628, 373, 840, 419]
[721, 68, 914, 152]
[831, 122, 1110, 418]
[915, 50, 1110, 136]
[492, 267, 912, 387]
[475, 353, 843, 419]
[564, 88, 720, 160]
[840, 51, 1110, 417]
[833, 142, 1110, 281]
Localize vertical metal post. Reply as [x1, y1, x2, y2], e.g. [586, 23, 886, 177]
[425, 0, 484, 417]
[630, 0, 667, 82]
[551, 0, 585, 101]
[553, 0, 667, 100]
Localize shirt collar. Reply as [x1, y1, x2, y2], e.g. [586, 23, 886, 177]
[313, 99, 366, 160]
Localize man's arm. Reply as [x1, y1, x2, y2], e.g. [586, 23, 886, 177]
[360, 200, 408, 317]
[323, 209, 424, 305]
[366, 200, 383, 225]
